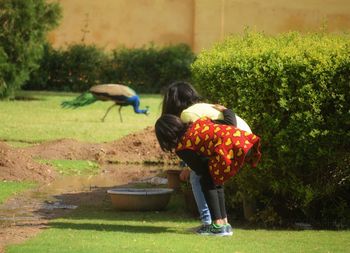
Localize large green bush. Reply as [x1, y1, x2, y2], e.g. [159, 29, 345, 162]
[0, 47, 9, 96]
[0, 0, 61, 98]
[192, 31, 350, 226]
[25, 43, 108, 92]
[25, 43, 195, 93]
[102, 44, 195, 92]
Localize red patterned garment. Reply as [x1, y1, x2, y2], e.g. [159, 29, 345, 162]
[176, 117, 261, 185]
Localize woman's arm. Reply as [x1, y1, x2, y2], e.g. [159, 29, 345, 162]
[212, 105, 237, 126]
[176, 150, 208, 176]
[221, 109, 237, 126]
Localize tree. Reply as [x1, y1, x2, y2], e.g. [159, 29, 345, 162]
[0, 0, 61, 99]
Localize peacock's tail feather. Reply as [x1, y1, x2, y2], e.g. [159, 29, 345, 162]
[61, 92, 98, 108]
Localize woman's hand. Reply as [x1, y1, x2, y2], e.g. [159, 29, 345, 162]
[179, 169, 190, 181]
[212, 104, 227, 112]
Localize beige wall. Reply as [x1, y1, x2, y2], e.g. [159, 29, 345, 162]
[49, 0, 350, 52]
[194, 0, 350, 51]
[49, 0, 194, 50]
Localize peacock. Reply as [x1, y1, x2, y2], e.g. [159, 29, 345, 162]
[61, 84, 149, 122]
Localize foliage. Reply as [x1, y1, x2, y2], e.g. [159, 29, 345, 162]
[192, 31, 350, 225]
[25, 43, 108, 92]
[0, 0, 61, 99]
[25, 43, 195, 93]
[102, 43, 195, 92]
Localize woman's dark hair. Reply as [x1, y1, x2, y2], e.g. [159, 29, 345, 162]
[155, 114, 187, 152]
[161, 81, 201, 116]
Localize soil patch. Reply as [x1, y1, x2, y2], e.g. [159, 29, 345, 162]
[22, 126, 177, 164]
[0, 142, 56, 183]
[0, 126, 176, 183]
[0, 127, 178, 252]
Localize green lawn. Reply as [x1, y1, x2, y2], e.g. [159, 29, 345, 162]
[0, 91, 162, 144]
[1, 91, 350, 253]
[38, 159, 100, 175]
[5, 203, 350, 253]
[0, 181, 36, 204]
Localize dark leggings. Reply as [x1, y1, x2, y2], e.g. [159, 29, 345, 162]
[192, 166, 227, 221]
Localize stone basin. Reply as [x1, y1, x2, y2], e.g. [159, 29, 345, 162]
[107, 188, 174, 211]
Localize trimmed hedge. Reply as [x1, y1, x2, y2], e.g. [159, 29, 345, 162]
[0, 47, 8, 96]
[25, 43, 108, 92]
[25, 43, 195, 93]
[102, 44, 195, 92]
[192, 31, 350, 226]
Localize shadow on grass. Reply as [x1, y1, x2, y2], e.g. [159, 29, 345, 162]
[50, 221, 178, 234]
[45, 188, 192, 234]
[33, 183, 196, 224]
[57, 196, 194, 224]
[37, 186, 350, 231]
[32, 177, 349, 231]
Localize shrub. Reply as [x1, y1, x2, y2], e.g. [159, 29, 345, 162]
[192, 31, 350, 226]
[26, 43, 108, 91]
[0, 0, 61, 98]
[0, 47, 9, 95]
[102, 43, 195, 93]
[25, 43, 195, 93]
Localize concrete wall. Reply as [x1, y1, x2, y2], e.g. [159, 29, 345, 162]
[49, 0, 350, 52]
[194, 0, 350, 51]
[49, 0, 194, 50]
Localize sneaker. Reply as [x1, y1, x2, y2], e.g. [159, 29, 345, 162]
[197, 223, 227, 236]
[195, 224, 212, 235]
[209, 223, 227, 236]
[224, 223, 233, 236]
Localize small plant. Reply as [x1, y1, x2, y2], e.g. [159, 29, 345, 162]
[39, 159, 100, 176]
[180, 180, 191, 192]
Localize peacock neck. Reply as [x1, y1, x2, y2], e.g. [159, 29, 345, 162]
[127, 95, 147, 114]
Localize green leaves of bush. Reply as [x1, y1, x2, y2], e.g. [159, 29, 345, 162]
[192, 31, 350, 225]
[103, 44, 195, 93]
[25, 43, 195, 93]
[0, 0, 61, 98]
[25, 43, 107, 92]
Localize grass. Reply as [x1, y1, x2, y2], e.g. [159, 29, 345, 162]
[0, 181, 36, 204]
[38, 159, 100, 175]
[1, 91, 350, 252]
[0, 90, 162, 144]
[5, 197, 350, 253]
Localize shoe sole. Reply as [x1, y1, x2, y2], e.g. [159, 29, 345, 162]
[197, 232, 231, 236]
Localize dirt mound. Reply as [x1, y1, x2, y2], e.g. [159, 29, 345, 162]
[22, 126, 177, 164]
[0, 127, 176, 184]
[0, 142, 56, 183]
[23, 138, 105, 161]
[103, 126, 177, 163]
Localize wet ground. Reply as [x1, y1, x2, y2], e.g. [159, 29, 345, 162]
[0, 164, 169, 252]
[0, 127, 178, 252]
